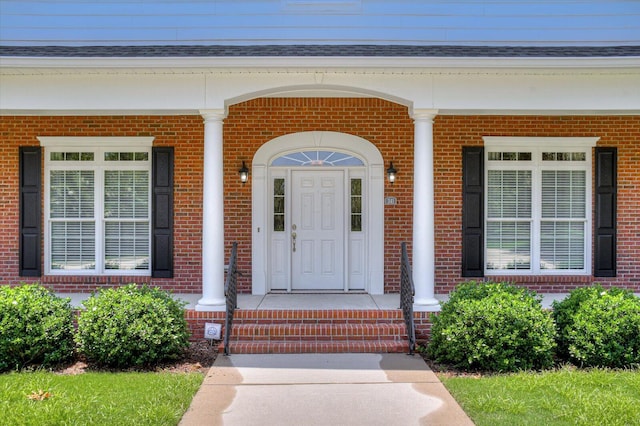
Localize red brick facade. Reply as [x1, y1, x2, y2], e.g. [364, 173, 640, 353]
[0, 115, 205, 293]
[1, 102, 639, 295]
[433, 115, 640, 293]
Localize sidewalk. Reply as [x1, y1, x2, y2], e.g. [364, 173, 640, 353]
[180, 353, 474, 426]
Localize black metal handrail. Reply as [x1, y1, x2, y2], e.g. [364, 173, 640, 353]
[223, 242, 238, 356]
[400, 242, 416, 355]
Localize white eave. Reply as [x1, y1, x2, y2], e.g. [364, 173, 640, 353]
[2, 55, 640, 75]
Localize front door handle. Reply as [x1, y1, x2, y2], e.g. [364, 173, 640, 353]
[291, 231, 297, 252]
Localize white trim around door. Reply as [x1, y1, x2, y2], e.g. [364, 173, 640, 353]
[251, 131, 385, 295]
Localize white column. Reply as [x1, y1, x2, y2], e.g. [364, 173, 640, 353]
[196, 110, 227, 311]
[412, 109, 440, 310]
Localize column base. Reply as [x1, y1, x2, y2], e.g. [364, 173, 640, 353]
[195, 296, 226, 312]
[413, 297, 441, 312]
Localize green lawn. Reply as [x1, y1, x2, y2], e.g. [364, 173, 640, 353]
[440, 367, 640, 426]
[0, 371, 204, 426]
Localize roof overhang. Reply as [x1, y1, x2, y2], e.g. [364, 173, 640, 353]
[2, 55, 640, 74]
[2, 44, 640, 73]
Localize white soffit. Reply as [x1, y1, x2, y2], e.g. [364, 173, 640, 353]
[2, 55, 640, 74]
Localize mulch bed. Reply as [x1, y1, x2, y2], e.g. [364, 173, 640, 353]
[54, 340, 220, 375]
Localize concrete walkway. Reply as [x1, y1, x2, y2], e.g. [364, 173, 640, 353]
[180, 353, 474, 426]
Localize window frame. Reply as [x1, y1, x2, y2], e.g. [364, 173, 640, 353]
[483, 137, 598, 276]
[39, 137, 154, 276]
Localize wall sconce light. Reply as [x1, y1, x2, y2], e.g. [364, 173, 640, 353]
[239, 161, 249, 184]
[387, 162, 397, 184]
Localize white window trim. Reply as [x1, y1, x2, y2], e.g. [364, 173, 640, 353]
[39, 137, 154, 276]
[483, 137, 599, 275]
[39, 137, 154, 148]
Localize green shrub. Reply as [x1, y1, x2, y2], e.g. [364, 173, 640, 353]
[428, 281, 556, 372]
[0, 284, 74, 371]
[76, 284, 190, 368]
[553, 285, 640, 368]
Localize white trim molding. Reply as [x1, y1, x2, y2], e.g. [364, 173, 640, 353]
[38, 136, 154, 147]
[251, 131, 385, 295]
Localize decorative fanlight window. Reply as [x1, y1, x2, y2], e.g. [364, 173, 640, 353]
[272, 150, 364, 167]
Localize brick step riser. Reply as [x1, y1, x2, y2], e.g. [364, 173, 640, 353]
[229, 336, 406, 343]
[231, 310, 403, 322]
[222, 309, 410, 354]
[232, 320, 402, 325]
[230, 324, 407, 340]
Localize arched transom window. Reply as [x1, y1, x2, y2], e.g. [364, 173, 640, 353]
[271, 150, 364, 167]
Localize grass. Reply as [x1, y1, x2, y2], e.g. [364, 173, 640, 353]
[440, 366, 640, 426]
[0, 371, 204, 426]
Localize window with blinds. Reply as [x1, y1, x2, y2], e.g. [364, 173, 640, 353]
[486, 170, 532, 270]
[485, 142, 591, 274]
[45, 145, 151, 275]
[50, 170, 95, 270]
[540, 170, 586, 270]
[104, 170, 150, 270]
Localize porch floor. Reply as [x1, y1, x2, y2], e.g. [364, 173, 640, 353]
[233, 293, 401, 310]
[61, 292, 566, 310]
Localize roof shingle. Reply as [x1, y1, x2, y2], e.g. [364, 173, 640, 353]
[2, 44, 640, 58]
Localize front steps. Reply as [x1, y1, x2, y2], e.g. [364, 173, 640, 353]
[220, 309, 411, 354]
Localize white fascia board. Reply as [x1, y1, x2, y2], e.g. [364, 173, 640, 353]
[2, 55, 640, 72]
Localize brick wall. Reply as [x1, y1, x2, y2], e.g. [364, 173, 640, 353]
[223, 98, 415, 293]
[0, 115, 205, 293]
[1, 109, 638, 295]
[433, 115, 640, 293]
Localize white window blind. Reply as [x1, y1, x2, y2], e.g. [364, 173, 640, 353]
[486, 170, 532, 270]
[104, 170, 150, 270]
[540, 170, 586, 270]
[49, 170, 95, 270]
[50, 222, 96, 270]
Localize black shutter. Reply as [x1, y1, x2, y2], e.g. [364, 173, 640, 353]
[594, 147, 617, 277]
[19, 147, 42, 277]
[462, 147, 484, 277]
[152, 147, 174, 278]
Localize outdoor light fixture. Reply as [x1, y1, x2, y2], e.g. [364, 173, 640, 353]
[387, 162, 397, 184]
[239, 161, 249, 184]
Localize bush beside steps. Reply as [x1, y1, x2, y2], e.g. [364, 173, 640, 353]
[427, 281, 640, 373]
[427, 281, 556, 372]
[0, 283, 191, 372]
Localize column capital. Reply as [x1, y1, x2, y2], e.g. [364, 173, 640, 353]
[199, 109, 227, 123]
[410, 108, 439, 122]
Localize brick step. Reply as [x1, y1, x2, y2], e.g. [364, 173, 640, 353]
[220, 340, 410, 354]
[220, 309, 410, 354]
[230, 323, 407, 341]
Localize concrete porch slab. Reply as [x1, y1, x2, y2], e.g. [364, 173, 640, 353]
[59, 291, 592, 311]
[248, 293, 400, 310]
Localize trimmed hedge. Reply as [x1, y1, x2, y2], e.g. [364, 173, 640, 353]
[76, 284, 190, 368]
[0, 284, 75, 371]
[428, 281, 556, 372]
[553, 285, 640, 368]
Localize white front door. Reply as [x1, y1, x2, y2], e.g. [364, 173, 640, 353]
[291, 170, 345, 290]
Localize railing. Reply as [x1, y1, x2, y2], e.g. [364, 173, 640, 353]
[223, 242, 238, 356]
[400, 242, 416, 355]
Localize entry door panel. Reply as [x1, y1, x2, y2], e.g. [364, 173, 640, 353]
[292, 170, 344, 290]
